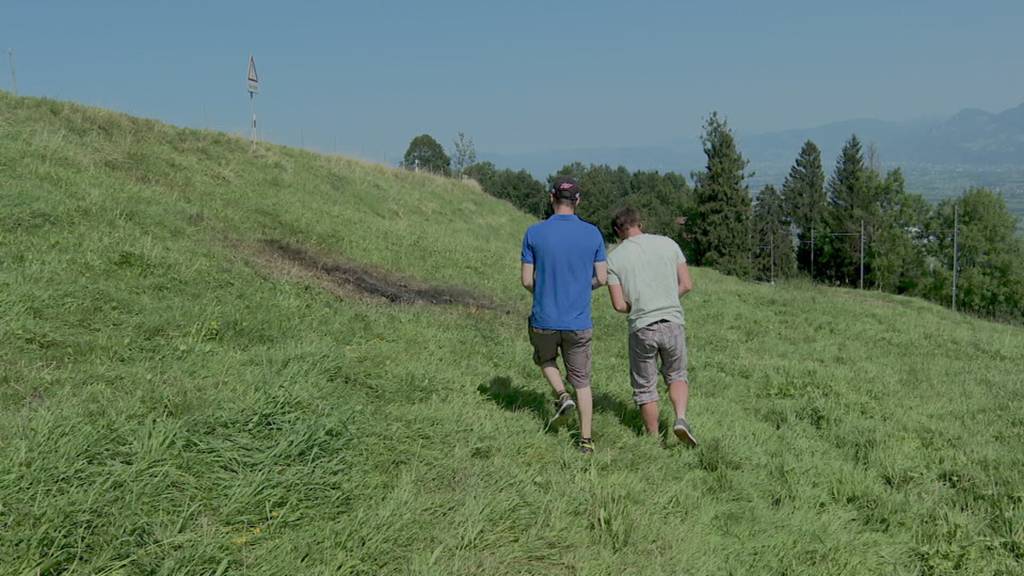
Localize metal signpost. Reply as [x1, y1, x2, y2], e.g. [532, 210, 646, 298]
[8, 49, 15, 96]
[859, 220, 865, 290]
[247, 55, 259, 151]
[809, 228, 815, 278]
[952, 204, 959, 311]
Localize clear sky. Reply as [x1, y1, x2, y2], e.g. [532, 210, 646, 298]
[3, 1, 1022, 162]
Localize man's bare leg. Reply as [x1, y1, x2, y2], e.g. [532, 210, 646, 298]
[541, 362, 592, 438]
[668, 379, 689, 419]
[540, 361, 566, 395]
[669, 379, 697, 446]
[640, 401, 660, 436]
[575, 386, 593, 439]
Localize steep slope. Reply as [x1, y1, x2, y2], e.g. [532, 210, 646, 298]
[2, 92, 1024, 575]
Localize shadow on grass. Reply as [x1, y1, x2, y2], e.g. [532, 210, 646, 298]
[479, 376, 653, 437]
[592, 391, 649, 437]
[477, 376, 573, 434]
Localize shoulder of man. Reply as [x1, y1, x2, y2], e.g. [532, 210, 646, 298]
[608, 238, 636, 265]
[573, 216, 599, 233]
[585, 220, 606, 239]
[606, 241, 620, 260]
[524, 219, 548, 237]
[567, 218, 600, 241]
[649, 233, 680, 248]
[656, 234, 687, 261]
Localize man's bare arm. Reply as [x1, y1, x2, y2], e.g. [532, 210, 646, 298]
[678, 262, 693, 296]
[592, 261, 608, 290]
[521, 262, 535, 293]
[608, 283, 630, 313]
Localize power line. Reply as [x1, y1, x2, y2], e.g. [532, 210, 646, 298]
[757, 209, 1006, 313]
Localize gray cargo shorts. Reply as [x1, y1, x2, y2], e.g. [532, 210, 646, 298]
[629, 320, 688, 405]
[528, 324, 593, 389]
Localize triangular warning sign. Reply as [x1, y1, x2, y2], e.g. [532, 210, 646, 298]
[247, 55, 259, 93]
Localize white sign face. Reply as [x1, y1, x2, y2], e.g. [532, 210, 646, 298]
[247, 55, 259, 93]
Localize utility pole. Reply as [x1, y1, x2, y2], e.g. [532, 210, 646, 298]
[952, 204, 959, 312]
[810, 227, 815, 278]
[769, 228, 775, 285]
[859, 220, 865, 290]
[7, 49, 16, 96]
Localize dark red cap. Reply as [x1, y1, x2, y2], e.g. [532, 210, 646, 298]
[551, 177, 581, 200]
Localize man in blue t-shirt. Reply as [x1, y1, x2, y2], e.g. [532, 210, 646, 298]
[520, 177, 607, 454]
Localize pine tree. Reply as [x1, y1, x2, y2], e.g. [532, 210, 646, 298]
[691, 112, 753, 278]
[781, 140, 826, 277]
[823, 135, 872, 285]
[752, 185, 796, 282]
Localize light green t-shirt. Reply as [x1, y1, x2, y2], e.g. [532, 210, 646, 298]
[606, 233, 686, 333]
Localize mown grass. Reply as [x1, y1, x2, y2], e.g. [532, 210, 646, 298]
[2, 91, 1024, 575]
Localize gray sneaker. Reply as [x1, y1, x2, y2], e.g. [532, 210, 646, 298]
[673, 417, 698, 447]
[553, 392, 576, 421]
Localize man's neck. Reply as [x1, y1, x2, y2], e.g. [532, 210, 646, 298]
[624, 227, 643, 239]
[553, 206, 575, 216]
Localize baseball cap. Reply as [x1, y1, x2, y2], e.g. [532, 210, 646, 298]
[551, 177, 581, 201]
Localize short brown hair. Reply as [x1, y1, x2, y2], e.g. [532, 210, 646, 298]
[612, 206, 643, 232]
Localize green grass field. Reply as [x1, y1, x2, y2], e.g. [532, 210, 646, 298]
[2, 91, 1024, 575]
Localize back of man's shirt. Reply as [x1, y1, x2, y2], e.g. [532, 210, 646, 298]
[521, 214, 606, 331]
[607, 233, 686, 332]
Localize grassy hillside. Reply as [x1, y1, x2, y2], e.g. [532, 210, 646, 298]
[2, 91, 1024, 575]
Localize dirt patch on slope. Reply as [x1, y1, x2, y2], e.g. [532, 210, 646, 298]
[253, 239, 509, 313]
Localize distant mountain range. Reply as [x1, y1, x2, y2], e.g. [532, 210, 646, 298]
[743, 101, 1024, 167]
[481, 102, 1024, 210]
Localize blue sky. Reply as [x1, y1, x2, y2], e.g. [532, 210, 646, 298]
[3, 1, 1023, 163]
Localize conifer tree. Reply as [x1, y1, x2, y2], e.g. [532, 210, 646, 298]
[691, 112, 753, 278]
[781, 140, 826, 276]
[823, 135, 872, 285]
[753, 185, 796, 282]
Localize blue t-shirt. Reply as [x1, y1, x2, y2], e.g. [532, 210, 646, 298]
[521, 214, 607, 331]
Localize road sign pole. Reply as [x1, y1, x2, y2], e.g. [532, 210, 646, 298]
[249, 91, 256, 151]
[8, 49, 15, 96]
[859, 220, 865, 290]
[952, 204, 959, 311]
[247, 54, 259, 152]
[810, 227, 815, 278]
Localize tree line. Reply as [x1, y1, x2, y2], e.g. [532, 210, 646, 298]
[401, 118, 1024, 322]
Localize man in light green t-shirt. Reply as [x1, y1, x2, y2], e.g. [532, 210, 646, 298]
[606, 207, 697, 446]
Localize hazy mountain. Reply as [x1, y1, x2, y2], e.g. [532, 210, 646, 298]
[751, 102, 1024, 167]
[481, 102, 1024, 212]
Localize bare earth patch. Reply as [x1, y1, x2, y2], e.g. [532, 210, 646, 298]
[251, 239, 509, 313]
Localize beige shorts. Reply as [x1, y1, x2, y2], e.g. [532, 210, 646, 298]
[528, 325, 593, 389]
[629, 320, 688, 405]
